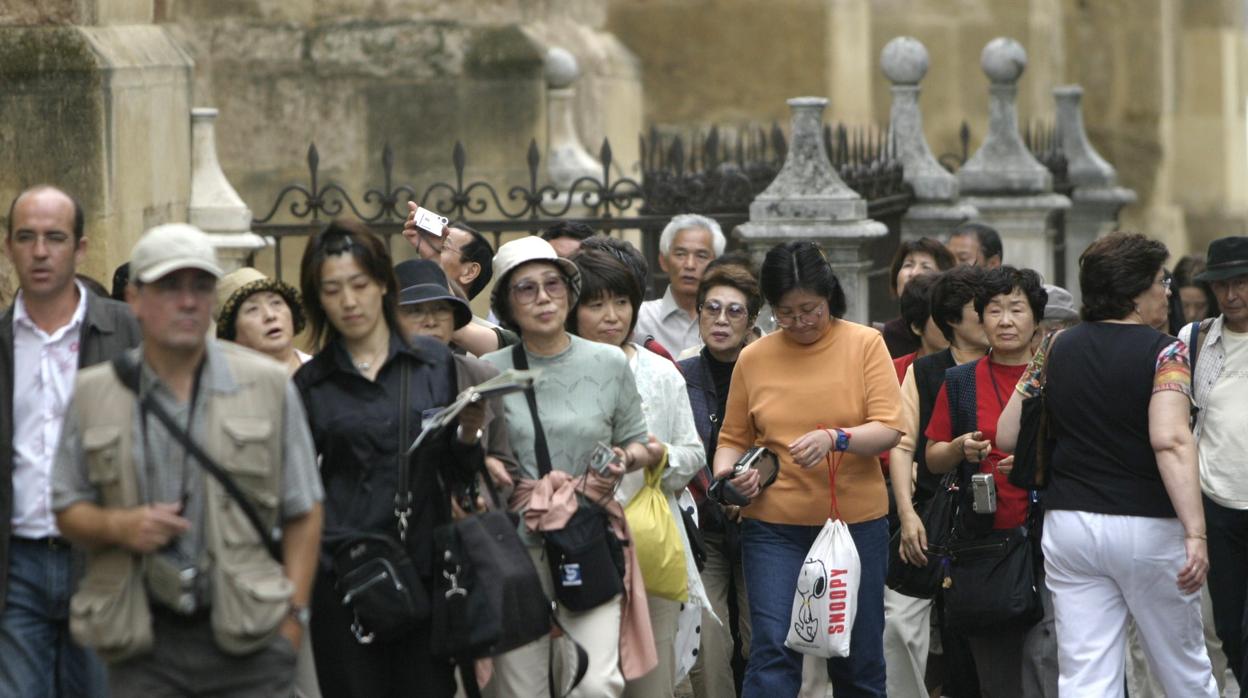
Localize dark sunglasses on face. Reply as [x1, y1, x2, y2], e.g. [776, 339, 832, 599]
[511, 276, 568, 305]
[699, 300, 748, 322]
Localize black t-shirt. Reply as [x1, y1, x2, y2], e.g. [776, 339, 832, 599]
[1045, 323, 1178, 518]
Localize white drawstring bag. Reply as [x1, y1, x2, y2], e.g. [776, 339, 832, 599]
[784, 451, 860, 658]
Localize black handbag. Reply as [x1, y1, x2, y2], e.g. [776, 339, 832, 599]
[942, 527, 1042, 634]
[1009, 332, 1060, 491]
[331, 363, 430, 644]
[887, 472, 957, 599]
[331, 533, 428, 643]
[511, 344, 626, 612]
[431, 476, 551, 659]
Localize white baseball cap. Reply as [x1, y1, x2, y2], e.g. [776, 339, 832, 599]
[130, 223, 223, 283]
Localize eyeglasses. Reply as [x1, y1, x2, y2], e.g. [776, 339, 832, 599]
[699, 300, 749, 322]
[511, 276, 568, 305]
[773, 304, 825, 328]
[404, 304, 455, 321]
[1159, 275, 1173, 292]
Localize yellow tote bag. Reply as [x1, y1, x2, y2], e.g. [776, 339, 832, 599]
[624, 452, 688, 602]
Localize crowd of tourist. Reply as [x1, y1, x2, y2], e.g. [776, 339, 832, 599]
[1, 181, 1244, 698]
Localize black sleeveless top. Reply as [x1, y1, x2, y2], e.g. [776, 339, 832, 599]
[1045, 323, 1178, 518]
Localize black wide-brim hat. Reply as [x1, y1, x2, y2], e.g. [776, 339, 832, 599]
[394, 259, 473, 330]
[1195, 236, 1248, 282]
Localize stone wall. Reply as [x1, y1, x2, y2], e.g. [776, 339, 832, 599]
[0, 15, 191, 299]
[608, 0, 1248, 256]
[161, 0, 642, 239]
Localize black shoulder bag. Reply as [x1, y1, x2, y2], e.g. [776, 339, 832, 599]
[111, 354, 281, 562]
[329, 362, 431, 644]
[886, 470, 958, 599]
[511, 344, 626, 612]
[430, 349, 550, 662]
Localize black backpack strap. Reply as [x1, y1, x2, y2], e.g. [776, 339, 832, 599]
[511, 343, 553, 476]
[1186, 321, 1203, 428]
[111, 354, 282, 562]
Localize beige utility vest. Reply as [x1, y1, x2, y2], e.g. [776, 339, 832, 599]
[68, 344, 292, 662]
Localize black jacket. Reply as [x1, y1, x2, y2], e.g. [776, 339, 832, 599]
[294, 333, 481, 577]
[0, 294, 141, 611]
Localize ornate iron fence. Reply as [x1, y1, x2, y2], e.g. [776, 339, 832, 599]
[250, 123, 913, 301]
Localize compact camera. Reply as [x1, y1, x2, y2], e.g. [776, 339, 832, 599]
[146, 552, 200, 615]
[413, 206, 448, 236]
[970, 472, 998, 514]
[584, 441, 621, 476]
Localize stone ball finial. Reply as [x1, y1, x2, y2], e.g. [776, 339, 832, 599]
[881, 37, 929, 85]
[545, 47, 580, 89]
[980, 37, 1027, 84]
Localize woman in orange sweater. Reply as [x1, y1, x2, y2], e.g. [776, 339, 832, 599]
[713, 241, 904, 697]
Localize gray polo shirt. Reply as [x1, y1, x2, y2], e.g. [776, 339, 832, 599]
[52, 341, 323, 570]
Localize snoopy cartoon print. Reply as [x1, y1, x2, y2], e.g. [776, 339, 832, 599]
[793, 557, 828, 643]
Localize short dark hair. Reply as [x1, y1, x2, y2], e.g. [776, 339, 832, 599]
[759, 241, 847, 318]
[111, 262, 130, 302]
[952, 222, 1003, 263]
[1079, 232, 1169, 322]
[578, 235, 650, 298]
[540, 221, 596, 242]
[705, 250, 756, 277]
[697, 263, 763, 321]
[7, 185, 85, 242]
[889, 237, 956, 296]
[973, 265, 1047, 324]
[899, 271, 940, 341]
[299, 218, 401, 349]
[930, 265, 986, 342]
[567, 249, 642, 339]
[454, 223, 494, 299]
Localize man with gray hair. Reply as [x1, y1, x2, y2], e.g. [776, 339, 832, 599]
[634, 214, 726, 356]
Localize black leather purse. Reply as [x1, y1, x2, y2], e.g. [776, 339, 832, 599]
[886, 471, 957, 599]
[942, 527, 1042, 634]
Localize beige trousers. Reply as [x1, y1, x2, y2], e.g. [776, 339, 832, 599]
[688, 531, 750, 698]
[882, 586, 933, 698]
[488, 547, 624, 698]
[622, 594, 680, 698]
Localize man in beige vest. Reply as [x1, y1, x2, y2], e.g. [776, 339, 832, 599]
[50, 224, 324, 697]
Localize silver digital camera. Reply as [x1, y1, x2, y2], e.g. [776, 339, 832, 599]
[584, 441, 620, 476]
[146, 553, 200, 615]
[413, 206, 448, 236]
[970, 472, 998, 514]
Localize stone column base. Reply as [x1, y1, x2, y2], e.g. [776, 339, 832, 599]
[960, 194, 1071, 282]
[900, 201, 980, 242]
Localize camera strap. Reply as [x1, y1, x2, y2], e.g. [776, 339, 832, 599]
[112, 352, 283, 562]
[511, 343, 553, 477]
[393, 361, 415, 541]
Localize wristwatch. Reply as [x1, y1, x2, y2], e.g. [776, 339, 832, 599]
[288, 603, 311, 627]
[833, 429, 851, 453]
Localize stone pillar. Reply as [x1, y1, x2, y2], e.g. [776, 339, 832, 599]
[544, 47, 600, 191]
[1054, 85, 1137, 305]
[956, 38, 1070, 281]
[0, 20, 192, 296]
[189, 108, 266, 273]
[736, 97, 887, 325]
[880, 37, 977, 241]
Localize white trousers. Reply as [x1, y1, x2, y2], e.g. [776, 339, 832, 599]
[882, 587, 933, 698]
[1042, 509, 1218, 698]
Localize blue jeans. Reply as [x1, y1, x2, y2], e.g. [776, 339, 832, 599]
[0, 538, 107, 697]
[740, 517, 888, 698]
